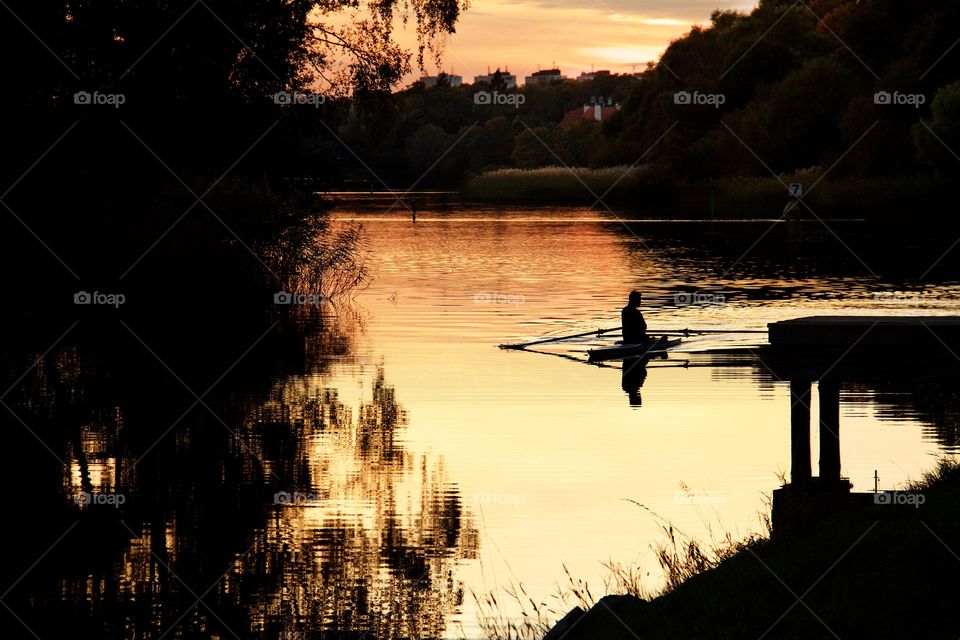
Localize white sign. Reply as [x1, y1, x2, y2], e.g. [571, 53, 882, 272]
[788, 183, 803, 197]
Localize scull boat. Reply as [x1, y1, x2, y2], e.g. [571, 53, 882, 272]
[587, 337, 682, 362]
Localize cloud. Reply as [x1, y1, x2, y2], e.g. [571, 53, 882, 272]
[578, 46, 668, 65]
[610, 16, 694, 26]
[395, 0, 756, 83]
[524, 0, 755, 18]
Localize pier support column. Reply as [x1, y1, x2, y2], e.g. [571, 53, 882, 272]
[789, 380, 812, 484]
[818, 380, 841, 483]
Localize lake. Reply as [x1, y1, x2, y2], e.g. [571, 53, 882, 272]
[4, 203, 960, 639]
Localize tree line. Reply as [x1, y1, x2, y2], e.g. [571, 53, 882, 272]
[312, 0, 960, 187]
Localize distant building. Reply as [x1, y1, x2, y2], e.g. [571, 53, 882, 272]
[524, 68, 566, 85]
[473, 68, 517, 89]
[578, 70, 611, 81]
[420, 73, 462, 88]
[557, 97, 619, 129]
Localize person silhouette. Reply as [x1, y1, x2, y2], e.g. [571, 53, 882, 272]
[621, 356, 648, 406]
[622, 290, 649, 344]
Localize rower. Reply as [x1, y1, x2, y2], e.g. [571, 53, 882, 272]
[622, 290, 649, 343]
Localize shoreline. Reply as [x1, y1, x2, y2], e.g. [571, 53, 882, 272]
[540, 459, 960, 640]
[460, 169, 949, 220]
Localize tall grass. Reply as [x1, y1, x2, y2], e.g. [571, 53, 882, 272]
[139, 176, 371, 299]
[473, 461, 960, 639]
[192, 177, 372, 300]
[623, 495, 768, 595]
[462, 166, 650, 203]
[265, 216, 371, 300]
[471, 565, 601, 640]
[471, 491, 769, 639]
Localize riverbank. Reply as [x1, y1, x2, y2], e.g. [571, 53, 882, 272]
[1, 171, 361, 298]
[462, 168, 947, 220]
[542, 460, 960, 640]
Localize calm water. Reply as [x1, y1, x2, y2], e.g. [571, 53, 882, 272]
[5, 205, 960, 639]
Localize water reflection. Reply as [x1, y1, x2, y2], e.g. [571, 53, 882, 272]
[243, 367, 477, 638]
[621, 357, 648, 407]
[1, 313, 476, 639]
[847, 382, 960, 452]
[9, 207, 960, 636]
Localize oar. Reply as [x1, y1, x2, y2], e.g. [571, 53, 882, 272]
[651, 328, 768, 335]
[499, 326, 621, 350]
[499, 326, 767, 349]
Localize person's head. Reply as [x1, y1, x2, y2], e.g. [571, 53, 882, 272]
[628, 290, 642, 307]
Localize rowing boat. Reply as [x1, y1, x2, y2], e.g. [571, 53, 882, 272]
[587, 337, 682, 362]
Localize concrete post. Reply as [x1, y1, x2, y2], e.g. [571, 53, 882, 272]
[818, 380, 841, 482]
[790, 379, 812, 484]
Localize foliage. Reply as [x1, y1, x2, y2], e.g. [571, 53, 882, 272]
[914, 81, 960, 175]
[614, 0, 960, 179]
[1, 0, 467, 177]
[328, 74, 642, 184]
[3, 0, 467, 102]
[333, 0, 960, 190]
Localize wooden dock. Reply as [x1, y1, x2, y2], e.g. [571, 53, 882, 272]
[766, 315, 960, 382]
[765, 315, 960, 536]
[769, 315, 960, 350]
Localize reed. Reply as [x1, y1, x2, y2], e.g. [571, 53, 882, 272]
[470, 490, 769, 639]
[491, 459, 960, 639]
[462, 166, 648, 203]
[196, 177, 373, 300]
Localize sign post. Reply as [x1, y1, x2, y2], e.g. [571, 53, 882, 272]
[783, 183, 804, 218]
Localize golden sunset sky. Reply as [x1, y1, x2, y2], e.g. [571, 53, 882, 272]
[401, 0, 757, 84]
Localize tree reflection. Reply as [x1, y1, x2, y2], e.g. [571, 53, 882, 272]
[848, 381, 960, 451]
[243, 367, 477, 638]
[1, 317, 476, 639]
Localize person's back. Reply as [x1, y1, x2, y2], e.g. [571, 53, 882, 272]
[622, 291, 648, 343]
